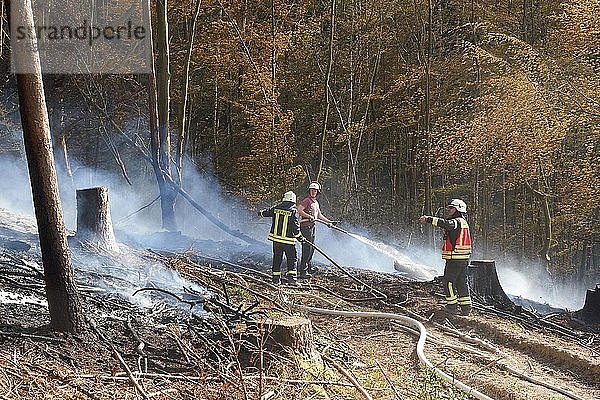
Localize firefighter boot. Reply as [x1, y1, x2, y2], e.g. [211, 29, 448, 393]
[298, 268, 312, 280]
[286, 271, 298, 286]
[272, 273, 281, 285]
[444, 303, 459, 314]
[460, 305, 471, 316]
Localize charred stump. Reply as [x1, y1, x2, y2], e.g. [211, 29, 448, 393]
[468, 260, 513, 309]
[260, 316, 315, 359]
[578, 284, 600, 323]
[75, 187, 118, 251]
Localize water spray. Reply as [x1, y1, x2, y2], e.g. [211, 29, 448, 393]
[314, 220, 437, 281]
[302, 238, 387, 301]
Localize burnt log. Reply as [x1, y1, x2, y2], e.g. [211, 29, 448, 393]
[468, 260, 513, 309]
[578, 284, 600, 323]
[260, 316, 315, 359]
[75, 187, 118, 251]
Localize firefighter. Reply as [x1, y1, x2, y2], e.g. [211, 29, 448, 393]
[297, 182, 335, 279]
[419, 199, 473, 316]
[258, 191, 303, 285]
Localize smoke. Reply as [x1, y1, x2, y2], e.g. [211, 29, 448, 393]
[0, 148, 591, 310]
[308, 224, 442, 279]
[496, 262, 586, 310]
[0, 155, 34, 215]
[72, 249, 208, 314]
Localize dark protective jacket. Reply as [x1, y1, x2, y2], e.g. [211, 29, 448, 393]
[259, 201, 302, 245]
[427, 215, 472, 260]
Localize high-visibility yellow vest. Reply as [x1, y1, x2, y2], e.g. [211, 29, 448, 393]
[264, 206, 301, 245]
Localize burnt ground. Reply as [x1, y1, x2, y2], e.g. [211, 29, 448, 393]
[0, 208, 599, 400]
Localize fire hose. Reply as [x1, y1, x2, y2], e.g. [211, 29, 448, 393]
[285, 236, 585, 400]
[314, 219, 354, 236]
[188, 242, 585, 400]
[294, 240, 494, 400]
[302, 238, 387, 301]
[285, 300, 494, 400]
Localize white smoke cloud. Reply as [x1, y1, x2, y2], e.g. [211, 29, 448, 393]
[0, 149, 591, 310]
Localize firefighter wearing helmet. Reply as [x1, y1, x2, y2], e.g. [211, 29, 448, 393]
[257, 191, 304, 285]
[296, 182, 335, 279]
[420, 199, 472, 316]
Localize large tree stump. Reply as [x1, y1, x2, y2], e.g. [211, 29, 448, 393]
[578, 284, 600, 323]
[260, 316, 315, 359]
[468, 260, 513, 309]
[75, 187, 118, 251]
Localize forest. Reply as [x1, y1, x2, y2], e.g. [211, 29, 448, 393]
[0, 0, 599, 290]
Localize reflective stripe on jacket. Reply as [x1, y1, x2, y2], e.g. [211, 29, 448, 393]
[260, 201, 301, 245]
[431, 216, 472, 260]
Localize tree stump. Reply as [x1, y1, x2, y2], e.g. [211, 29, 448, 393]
[260, 315, 315, 359]
[468, 260, 513, 309]
[579, 284, 600, 323]
[75, 187, 118, 251]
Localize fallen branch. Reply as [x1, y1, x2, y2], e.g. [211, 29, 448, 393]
[163, 175, 264, 247]
[322, 353, 373, 400]
[0, 331, 66, 344]
[88, 319, 149, 400]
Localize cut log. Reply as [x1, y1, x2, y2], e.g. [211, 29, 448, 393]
[578, 284, 600, 323]
[468, 260, 513, 309]
[260, 315, 315, 359]
[75, 187, 118, 251]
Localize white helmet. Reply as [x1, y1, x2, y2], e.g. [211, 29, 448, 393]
[308, 182, 321, 192]
[447, 199, 467, 213]
[282, 191, 297, 203]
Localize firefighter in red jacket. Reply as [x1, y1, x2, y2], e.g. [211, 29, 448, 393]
[297, 182, 334, 279]
[420, 199, 473, 316]
[258, 191, 303, 285]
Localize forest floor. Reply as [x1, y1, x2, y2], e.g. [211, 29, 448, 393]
[0, 207, 599, 400]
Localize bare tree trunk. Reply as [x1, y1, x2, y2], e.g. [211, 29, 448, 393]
[354, 7, 382, 190]
[11, 0, 85, 333]
[271, 0, 277, 178]
[502, 171, 507, 259]
[0, 0, 4, 56]
[176, 0, 202, 181]
[423, 0, 434, 246]
[213, 72, 219, 155]
[148, 0, 177, 231]
[317, 0, 336, 181]
[44, 76, 73, 183]
[525, 177, 553, 274]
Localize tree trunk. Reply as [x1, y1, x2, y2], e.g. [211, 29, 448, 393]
[175, 0, 202, 181]
[525, 177, 553, 274]
[469, 260, 513, 309]
[75, 187, 118, 251]
[148, 0, 178, 232]
[423, 0, 434, 246]
[45, 76, 73, 181]
[316, 0, 336, 181]
[11, 0, 85, 333]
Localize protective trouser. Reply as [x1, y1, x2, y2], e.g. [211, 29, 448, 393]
[299, 225, 316, 274]
[443, 259, 471, 310]
[272, 241, 297, 283]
